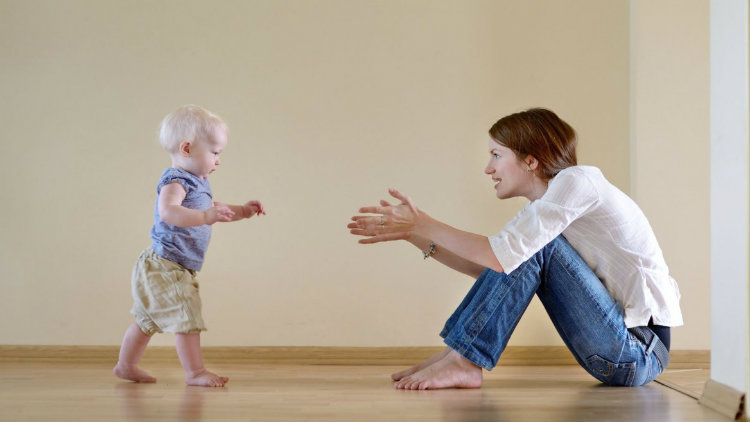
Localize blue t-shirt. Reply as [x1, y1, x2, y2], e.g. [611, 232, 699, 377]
[150, 168, 213, 271]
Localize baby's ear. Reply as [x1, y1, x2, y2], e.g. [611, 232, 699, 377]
[179, 140, 192, 156]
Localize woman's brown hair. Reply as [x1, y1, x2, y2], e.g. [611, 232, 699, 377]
[488, 108, 577, 180]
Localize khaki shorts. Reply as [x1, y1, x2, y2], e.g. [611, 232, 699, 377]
[130, 248, 206, 335]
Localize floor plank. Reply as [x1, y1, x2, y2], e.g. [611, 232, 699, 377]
[656, 369, 711, 399]
[0, 361, 730, 422]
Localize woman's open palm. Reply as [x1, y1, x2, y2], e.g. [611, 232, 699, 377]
[348, 188, 420, 244]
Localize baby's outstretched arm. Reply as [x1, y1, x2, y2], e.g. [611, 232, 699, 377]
[159, 182, 234, 226]
[216, 200, 266, 221]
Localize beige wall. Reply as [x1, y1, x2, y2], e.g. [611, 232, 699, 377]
[630, 0, 710, 350]
[0, 0, 706, 350]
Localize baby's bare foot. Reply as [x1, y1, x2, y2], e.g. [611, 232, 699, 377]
[394, 349, 483, 390]
[113, 362, 156, 383]
[185, 369, 229, 387]
[392, 347, 451, 381]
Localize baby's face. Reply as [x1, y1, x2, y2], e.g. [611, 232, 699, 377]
[186, 128, 228, 179]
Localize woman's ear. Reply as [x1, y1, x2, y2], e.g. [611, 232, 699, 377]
[179, 140, 192, 157]
[525, 155, 539, 171]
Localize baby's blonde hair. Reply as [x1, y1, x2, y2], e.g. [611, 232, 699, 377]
[158, 105, 227, 153]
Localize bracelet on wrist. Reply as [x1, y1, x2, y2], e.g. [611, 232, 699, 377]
[422, 241, 436, 260]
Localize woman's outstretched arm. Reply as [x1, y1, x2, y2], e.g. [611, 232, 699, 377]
[348, 188, 503, 276]
[405, 233, 487, 279]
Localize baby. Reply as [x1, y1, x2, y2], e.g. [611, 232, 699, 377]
[113, 105, 265, 387]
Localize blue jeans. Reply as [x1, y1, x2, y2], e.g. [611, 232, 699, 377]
[440, 236, 666, 386]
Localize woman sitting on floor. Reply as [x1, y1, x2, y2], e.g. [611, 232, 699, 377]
[348, 107, 682, 390]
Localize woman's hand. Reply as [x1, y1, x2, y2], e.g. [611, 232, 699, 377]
[348, 188, 420, 244]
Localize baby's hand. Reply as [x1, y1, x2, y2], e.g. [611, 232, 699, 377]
[205, 203, 235, 224]
[242, 200, 266, 218]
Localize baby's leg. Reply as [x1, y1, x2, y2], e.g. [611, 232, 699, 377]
[113, 323, 156, 383]
[175, 333, 228, 387]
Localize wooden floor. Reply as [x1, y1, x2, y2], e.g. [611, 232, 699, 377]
[0, 360, 730, 422]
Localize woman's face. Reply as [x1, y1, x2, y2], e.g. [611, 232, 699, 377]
[484, 139, 535, 200]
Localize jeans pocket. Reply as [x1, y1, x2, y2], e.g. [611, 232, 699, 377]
[585, 354, 637, 386]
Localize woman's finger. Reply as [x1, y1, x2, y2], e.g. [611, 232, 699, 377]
[388, 188, 408, 201]
[358, 232, 411, 244]
[349, 216, 384, 227]
[348, 223, 379, 231]
[388, 188, 419, 215]
[405, 197, 418, 215]
[358, 206, 388, 215]
[349, 219, 405, 236]
[349, 216, 374, 225]
[349, 227, 380, 237]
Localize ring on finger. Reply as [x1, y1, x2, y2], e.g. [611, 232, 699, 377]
[379, 216, 385, 226]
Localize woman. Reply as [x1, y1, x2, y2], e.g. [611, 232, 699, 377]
[348, 108, 682, 390]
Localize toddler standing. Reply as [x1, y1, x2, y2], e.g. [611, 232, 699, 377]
[114, 105, 265, 387]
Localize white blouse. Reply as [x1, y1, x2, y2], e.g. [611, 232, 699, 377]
[488, 166, 683, 328]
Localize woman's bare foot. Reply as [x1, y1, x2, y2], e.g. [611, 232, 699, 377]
[113, 362, 156, 383]
[185, 369, 229, 387]
[394, 349, 483, 390]
[392, 347, 451, 381]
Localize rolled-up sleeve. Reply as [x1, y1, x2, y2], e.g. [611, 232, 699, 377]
[488, 169, 599, 274]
